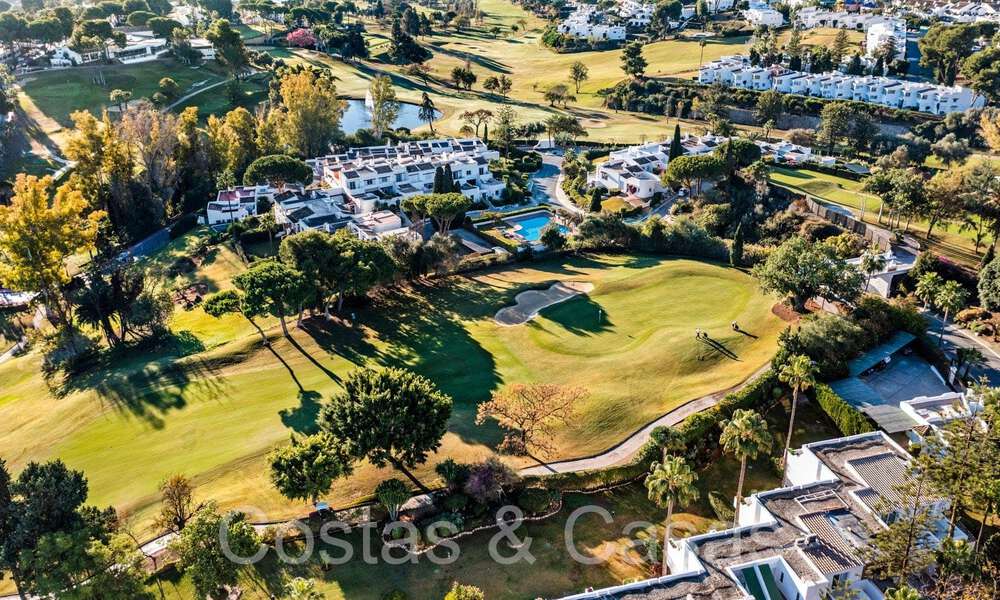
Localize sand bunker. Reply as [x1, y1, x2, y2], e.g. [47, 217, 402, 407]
[494, 281, 595, 326]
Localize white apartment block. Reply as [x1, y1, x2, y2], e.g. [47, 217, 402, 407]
[309, 138, 504, 207]
[795, 7, 894, 30]
[557, 3, 627, 41]
[561, 431, 964, 600]
[699, 55, 985, 115]
[929, 1, 1000, 23]
[206, 185, 270, 226]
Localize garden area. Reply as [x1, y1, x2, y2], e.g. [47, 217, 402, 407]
[0, 238, 784, 536]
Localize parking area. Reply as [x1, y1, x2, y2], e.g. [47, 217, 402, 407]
[860, 353, 951, 404]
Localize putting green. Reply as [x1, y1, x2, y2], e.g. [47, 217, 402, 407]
[0, 253, 783, 531]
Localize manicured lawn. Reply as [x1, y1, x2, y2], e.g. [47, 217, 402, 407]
[18, 60, 228, 137]
[769, 165, 989, 268]
[777, 27, 865, 50]
[0, 250, 784, 534]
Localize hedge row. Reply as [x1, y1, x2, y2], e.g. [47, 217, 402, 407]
[813, 383, 875, 437]
[527, 370, 779, 490]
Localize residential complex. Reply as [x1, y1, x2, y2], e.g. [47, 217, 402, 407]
[699, 56, 984, 115]
[561, 431, 964, 600]
[50, 31, 215, 66]
[743, 2, 786, 27]
[207, 138, 504, 241]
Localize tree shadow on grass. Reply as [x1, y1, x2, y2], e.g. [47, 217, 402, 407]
[280, 390, 322, 434]
[58, 352, 228, 429]
[530, 294, 612, 337]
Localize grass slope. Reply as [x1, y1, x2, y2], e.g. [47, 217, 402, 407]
[0, 251, 783, 532]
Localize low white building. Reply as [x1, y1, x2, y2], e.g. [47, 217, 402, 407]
[190, 38, 217, 60]
[563, 431, 964, 600]
[932, 1, 1000, 23]
[556, 3, 627, 41]
[206, 185, 270, 226]
[699, 55, 984, 115]
[107, 31, 169, 64]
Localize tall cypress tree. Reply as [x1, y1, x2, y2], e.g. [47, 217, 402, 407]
[668, 124, 683, 162]
[432, 166, 443, 193]
[731, 221, 744, 267]
[443, 164, 455, 192]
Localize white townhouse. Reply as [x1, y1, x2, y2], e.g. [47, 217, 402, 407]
[205, 185, 272, 226]
[698, 56, 985, 115]
[617, 0, 655, 27]
[931, 1, 1000, 23]
[309, 138, 505, 208]
[795, 7, 891, 30]
[865, 20, 907, 61]
[561, 432, 966, 600]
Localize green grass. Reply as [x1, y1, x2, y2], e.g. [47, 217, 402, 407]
[0, 250, 784, 534]
[18, 60, 227, 140]
[146, 384, 843, 600]
[769, 165, 990, 268]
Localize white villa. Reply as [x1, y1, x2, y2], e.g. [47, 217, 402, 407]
[561, 431, 966, 600]
[744, 6, 786, 27]
[205, 185, 269, 226]
[795, 7, 896, 30]
[865, 20, 907, 61]
[699, 55, 985, 115]
[593, 134, 828, 201]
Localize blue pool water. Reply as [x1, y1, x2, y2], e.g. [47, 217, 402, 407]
[504, 212, 568, 242]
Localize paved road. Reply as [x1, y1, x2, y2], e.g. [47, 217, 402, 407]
[923, 310, 1000, 386]
[520, 364, 770, 476]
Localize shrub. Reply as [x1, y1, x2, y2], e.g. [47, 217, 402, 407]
[517, 487, 555, 514]
[442, 493, 469, 513]
[169, 213, 199, 239]
[381, 590, 408, 600]
[956, 307, 991, 324]
[708, 490, 735, 522]
[464, 458, 520, 505]
[814, 384, 875, 437]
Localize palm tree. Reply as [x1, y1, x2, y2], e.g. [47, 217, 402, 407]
[650, 425, 686, 461]
[954, 346, 985, 382]
[419, 92, 437, 135]
[935, 280, 968, 345]
[644, 456, 700, 576]
[778, 354, 817, 469]
[285, 577, 323, 600]
[915, 271, 943, 308]
[720, 409, 772, 526]
[860, 243, 887, 293]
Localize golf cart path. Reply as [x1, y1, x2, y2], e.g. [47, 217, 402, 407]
[520, 363, 771, 476]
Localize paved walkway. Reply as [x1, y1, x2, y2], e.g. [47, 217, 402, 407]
[520, 364, 770, 476]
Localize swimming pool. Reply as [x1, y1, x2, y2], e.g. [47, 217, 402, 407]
[503, 211, 568, 242]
